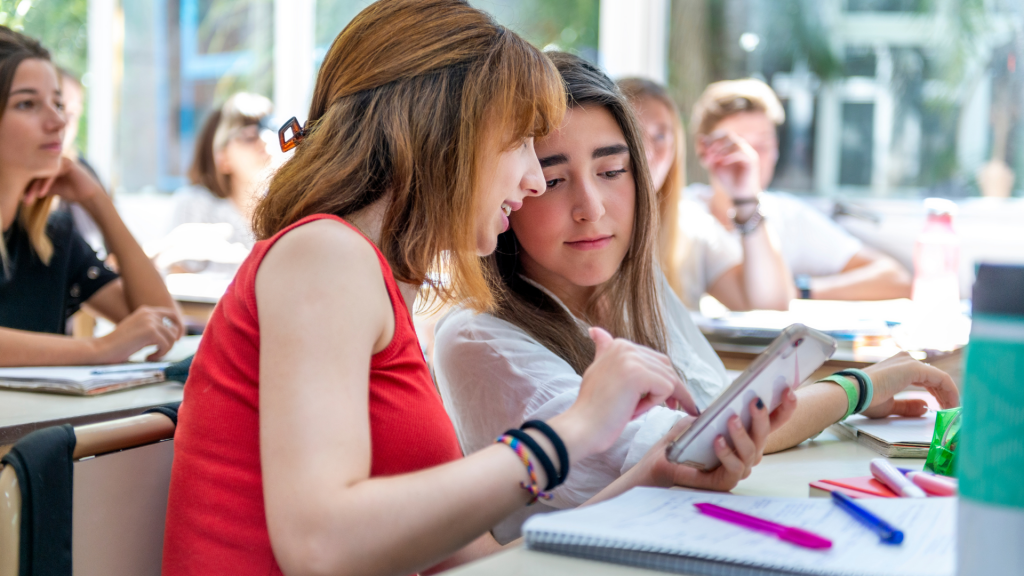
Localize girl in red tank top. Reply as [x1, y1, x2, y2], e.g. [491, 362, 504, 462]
[162, 2, 718, 575]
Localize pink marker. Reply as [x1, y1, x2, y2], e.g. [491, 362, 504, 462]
[694, 503, 832, 549]
[906, 471, 958, 496]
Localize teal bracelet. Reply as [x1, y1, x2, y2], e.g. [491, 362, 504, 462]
[819, 374, 860, 420]
[838, 369, 873, 413]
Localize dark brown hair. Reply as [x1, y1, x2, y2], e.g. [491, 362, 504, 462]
[618, 78, 687, 299]
[252, 0, 564, 310]
[0, 26, 56, 271]
[188, 92, 272, 199]
[485, 52, 668, 375]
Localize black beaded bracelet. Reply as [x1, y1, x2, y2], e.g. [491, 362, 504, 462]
[836, 370, 868, 413]
[504, 429, 558, 492]
[521, 420, 569, 487]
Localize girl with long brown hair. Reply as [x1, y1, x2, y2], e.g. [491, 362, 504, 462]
[0, 27, 182, 367]
[434, 52, 960, 541]
[435, 52, 799, 542]
[161, 3, 768, 575]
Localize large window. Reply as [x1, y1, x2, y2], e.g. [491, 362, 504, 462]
[668, 0, 1024, 198]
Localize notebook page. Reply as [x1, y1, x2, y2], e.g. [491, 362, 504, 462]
[524, 488, 954, 576]
[0, 363, 169, 387]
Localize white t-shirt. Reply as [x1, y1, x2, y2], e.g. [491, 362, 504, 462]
[686, 184, 862, 279]
[433, 272, 729, 542]
[169, 185, 255, 249]
[675, 198, 743, 310]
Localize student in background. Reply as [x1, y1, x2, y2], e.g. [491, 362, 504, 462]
[169, 92, 274, 249]
[434, 52, 959, 541]
[162, 3, 778, 575]
[0, 27, 182, 366]
[57, 67, 105, 254]
[690, 79, 912, 301]
[618, 78, 794, 311]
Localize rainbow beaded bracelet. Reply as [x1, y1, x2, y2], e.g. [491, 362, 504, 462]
[496, 434, 553, 504]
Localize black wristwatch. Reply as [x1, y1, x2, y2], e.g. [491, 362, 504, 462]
[795, 274, 812, 299]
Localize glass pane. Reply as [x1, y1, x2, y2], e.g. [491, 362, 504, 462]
[3, 0, 89, 152]
[839, 102, 874, 186]
[121, 0, 272, 192]
[669, 0, 1024, 197]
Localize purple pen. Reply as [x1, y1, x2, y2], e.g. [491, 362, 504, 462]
[694, 503, 832, 550]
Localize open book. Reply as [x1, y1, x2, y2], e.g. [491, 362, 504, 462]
[523, 488, 954, 576]
[0, 363, 170, 396]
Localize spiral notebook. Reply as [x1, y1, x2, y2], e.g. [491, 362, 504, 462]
[523, 488, 954, 576]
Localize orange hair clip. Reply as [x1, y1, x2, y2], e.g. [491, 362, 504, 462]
[278, 117, 306, 152]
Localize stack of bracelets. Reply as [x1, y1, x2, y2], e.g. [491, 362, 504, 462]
[496, 420, 569, 504]
[819, 368, 875, 421]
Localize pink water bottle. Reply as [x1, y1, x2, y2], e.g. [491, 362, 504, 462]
[912, 198, 960, 313]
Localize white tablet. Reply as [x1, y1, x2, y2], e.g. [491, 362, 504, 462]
[666, 324, 837, 470]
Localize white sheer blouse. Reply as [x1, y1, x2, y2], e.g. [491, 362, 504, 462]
[433, 272, 729, 542]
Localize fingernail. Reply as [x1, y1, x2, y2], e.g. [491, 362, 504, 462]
[730, 415, 740, 427]
[695, 407, 702, 416]
[756, 398, 764, 410]
[716, 436, 726, 447]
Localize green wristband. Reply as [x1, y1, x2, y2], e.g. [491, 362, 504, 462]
[839, 368, 873, 413]
[820, 374, 860, 420]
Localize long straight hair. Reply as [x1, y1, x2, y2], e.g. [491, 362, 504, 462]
[252, 0, 564, 311]
[617, 78, 687, 299]
[484, 52, 668, 374]
[0, 27, 56, 274]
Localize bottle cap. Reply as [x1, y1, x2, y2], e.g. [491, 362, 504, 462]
[924, 197, 958, 217]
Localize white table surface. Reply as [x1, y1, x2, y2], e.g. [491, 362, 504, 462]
[441, 430, 927, 575]
[0, 336, 199, 445]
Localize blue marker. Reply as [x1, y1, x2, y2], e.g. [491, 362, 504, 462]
[831, 491, 904, 545]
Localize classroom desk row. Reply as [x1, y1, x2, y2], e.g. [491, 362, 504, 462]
[0, 337, 198, 454]
[440, 428, 928, 575]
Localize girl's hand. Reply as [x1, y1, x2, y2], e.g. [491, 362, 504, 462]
[23, 156, 104, 206]
[636, 392, 797, 492]
[698, 131, 762, 203]
[92, 306, 183, 363]
[860, 352, 960, 419]
[552, 327, 699, 462]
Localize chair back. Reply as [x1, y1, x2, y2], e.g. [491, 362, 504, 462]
[0, 410, 176, 576]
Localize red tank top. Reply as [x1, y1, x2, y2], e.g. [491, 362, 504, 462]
[162, 214, 463, 575]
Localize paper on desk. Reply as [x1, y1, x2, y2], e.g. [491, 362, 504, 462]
[0, 363, 170, 394]
[524, 487, 955, 576]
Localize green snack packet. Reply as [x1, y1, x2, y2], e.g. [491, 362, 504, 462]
[925, 407, 960, 476]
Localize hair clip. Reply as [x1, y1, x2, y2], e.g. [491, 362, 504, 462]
[278, 117, 306, 152]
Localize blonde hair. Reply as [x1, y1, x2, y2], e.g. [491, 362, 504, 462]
[253, 0, 564, 311]
[0, 27, 56, 274]
[690, 78, 785, 138]
[618, 78, 687, 299]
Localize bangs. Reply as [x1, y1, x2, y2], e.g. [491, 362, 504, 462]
[481, 31, 565, 148]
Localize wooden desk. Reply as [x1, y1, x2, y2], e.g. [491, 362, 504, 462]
[441, 431, 925, 575]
